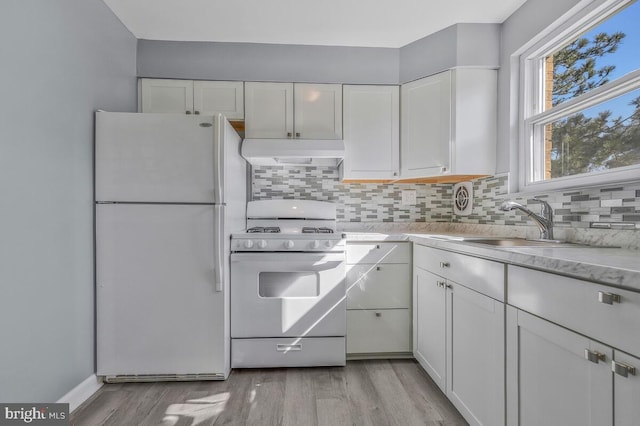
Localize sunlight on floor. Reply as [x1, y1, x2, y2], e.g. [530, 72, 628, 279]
[161, 392, 230, 426]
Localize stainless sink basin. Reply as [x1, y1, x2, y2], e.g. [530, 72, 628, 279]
[464, 238, 590, 248]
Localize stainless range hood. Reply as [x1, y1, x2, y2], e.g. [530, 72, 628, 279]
[241, 138, 345, 166]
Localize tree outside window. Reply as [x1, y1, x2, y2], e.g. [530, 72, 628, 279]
[523, 0, 640, 189]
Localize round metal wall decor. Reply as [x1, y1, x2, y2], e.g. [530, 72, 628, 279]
[453, 182, 473, 216]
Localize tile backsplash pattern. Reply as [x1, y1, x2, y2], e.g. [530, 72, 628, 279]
[252, 166, 640, 228]
[454, 174, 640, 229]
[252, 166, 452, 222]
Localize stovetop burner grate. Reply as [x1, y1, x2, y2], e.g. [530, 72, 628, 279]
[247, 226, 281, 233]
[302, 227, 334, 234]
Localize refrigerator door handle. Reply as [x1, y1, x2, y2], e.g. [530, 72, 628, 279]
[214, 206, 224, 292]
[214, 115, 224, 204]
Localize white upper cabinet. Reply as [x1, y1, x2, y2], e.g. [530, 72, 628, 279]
[244, 82, 294, 139]
[245, 82, 342, 139]
[193, 81, 244, 119]
[342, 85, 399, 180]
[400, 69, 497, 178]
[294, 83, 342, 140]
[401, 72, 451, 177]
[141, 79, 194, 114]
[140, 78, 244, 119]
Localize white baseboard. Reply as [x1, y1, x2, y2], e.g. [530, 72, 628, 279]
[57, 374, 103, 413]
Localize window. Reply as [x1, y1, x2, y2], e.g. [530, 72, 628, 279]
[521, 0, 640, 191]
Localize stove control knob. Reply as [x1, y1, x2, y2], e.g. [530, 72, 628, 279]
[284, 240, 295, 249]
[310, 240, 320, 249]
[243, 240, 254, 249]
[324, 240, 333, 248]
[257, 240, 268, 249]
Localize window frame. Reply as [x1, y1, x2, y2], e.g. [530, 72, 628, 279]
[518, 0, 640, 193]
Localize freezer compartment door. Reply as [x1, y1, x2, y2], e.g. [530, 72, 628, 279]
[95, 111, 216, 203]
[96, 203, 226, 376]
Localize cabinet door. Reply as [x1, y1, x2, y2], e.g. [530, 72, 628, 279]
[193, 81, 244, 119]
[506, 307, 613, 426]
[140, 79, 194, 114]
[400, 71, 451, 178]
[347, 309, 411, 354]
[614, 351, 640, 426]
[447, 282, 504, 426]
[245, 82, 294, 138]
[342, 85, 399, 180]
[414, 267, 446, 392]
[294, 83, 342, 139]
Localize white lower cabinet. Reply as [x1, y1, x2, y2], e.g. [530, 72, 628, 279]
[346, 241, 411, 356]
[507, 265, 640, 426]
[507, 306, 612, 426]
[614, 351, 640, 426]
[414, 267, 446, 390]
[413, 244, 505, 426]
[448, 282, 504, 426]
[346, 310, 411, 354]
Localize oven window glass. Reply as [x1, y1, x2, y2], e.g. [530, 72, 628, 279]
[258, 272, 320, 298]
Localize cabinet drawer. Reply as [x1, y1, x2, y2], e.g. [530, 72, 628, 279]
[414, 244, 505, 301]
[347, 264, 411, 309]
[509, 265, 640, 356]
[232, 337, 345, 368]
[346, 242, 410, 265]
[347, 309, 411, 354]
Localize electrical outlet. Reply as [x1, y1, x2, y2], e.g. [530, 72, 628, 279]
[401, 190, 417, 206]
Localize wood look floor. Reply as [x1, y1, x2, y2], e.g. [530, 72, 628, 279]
[71, 360, 467, 426]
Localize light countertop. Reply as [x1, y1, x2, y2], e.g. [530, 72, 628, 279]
[344, 231, 640, 291]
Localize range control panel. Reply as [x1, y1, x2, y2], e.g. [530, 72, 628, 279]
[231, 234, 345, 252]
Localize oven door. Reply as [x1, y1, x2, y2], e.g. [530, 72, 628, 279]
[231, 252, 346, 338]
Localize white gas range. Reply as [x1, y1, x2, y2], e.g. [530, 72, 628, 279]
[230, 200, 347, 368]
[231, 199, 345, 253]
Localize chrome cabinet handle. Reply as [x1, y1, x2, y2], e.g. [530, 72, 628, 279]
[612, 361, 636, 377]
[296, 132, 301, 138]
[376, 266, 381, 271]
[598, 291, 621, 305]
[277, 344, 301, 352]
[376, 244, 381, 249]
[186, 110, 192, 114]
[446, 283, 453, 289]
[585, 349, 606, 364]
[440, 262, 450, 268]
[375, 312, 382, 317]
[437, 281, 445, 288]
[194, 110, 200, 115]
[287, 132, 292, 137]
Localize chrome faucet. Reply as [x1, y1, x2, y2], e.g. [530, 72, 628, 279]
[500, 198, 554, 240]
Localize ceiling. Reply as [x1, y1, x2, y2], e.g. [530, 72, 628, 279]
[102, 0, 526, 48]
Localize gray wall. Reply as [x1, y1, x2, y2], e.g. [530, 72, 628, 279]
[137, 40, 400, 84]
[137, 23, 500, 85]
[0, 0, 137, 402]
[399, 23, 500, 83]
[497, 0, 583, 175]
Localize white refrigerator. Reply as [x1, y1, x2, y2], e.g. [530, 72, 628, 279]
[95, 111, 246, 381]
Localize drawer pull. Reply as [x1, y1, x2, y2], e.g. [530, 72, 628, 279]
[375, 312, 382, 317]
[446, 283, 453, 289]
[440, 262, 450, 268]
[376, 244, 381, 249]
[437, 281, 445, 288]
[612, 361, 636, 377]
[276, 344, 302, 352]
[598, 291, 621, 305]
[585, 349, 606, 364]
[376, 266, 381, 271]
